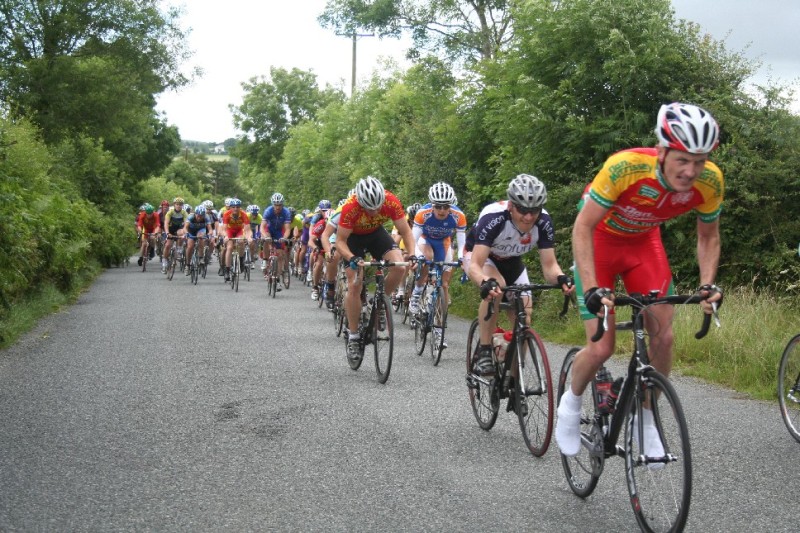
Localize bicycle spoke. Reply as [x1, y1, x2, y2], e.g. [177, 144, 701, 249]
[466, 319, 498, 430]
[373, 296, 393, 384]
[779, 334, 800, 442]
[516, 330, 553, 457]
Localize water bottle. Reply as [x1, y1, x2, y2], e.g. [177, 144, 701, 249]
[607, 377, 623, 414]
[595, 366, 614, 414]
[491, 328, 512, 362]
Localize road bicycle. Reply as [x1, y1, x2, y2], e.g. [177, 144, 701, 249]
[164, 235, 183, 281]
[262, 237, 282, 298]
[466, 283, 568, 456]
[410, 259, 461, 366]
[242, 241, 253, 282]
[188, 242, 201, 285]
[778, 333, 800, 442]
[558, 291, 717, 532]
[139, 232, 158, 272]
[227, 237, 247, 292]
[345, 259, 409, 384]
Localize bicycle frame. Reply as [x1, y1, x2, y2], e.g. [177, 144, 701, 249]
[592, 292, 712, 459]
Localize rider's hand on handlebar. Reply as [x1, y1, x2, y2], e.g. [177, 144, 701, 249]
[584, 287, 614, 316]
[697, 283, 723, 314]
[557, 274, 575, 294]
[349, 256, 363, 270]
[479, 278, 501, 300]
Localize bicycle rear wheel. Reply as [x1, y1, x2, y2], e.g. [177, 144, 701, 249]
[624, 369, 691, 533]
[466, 319, 498, 430]
[778, 333, 800, 442]
[373, 295, 394, 384]
[558, 347, 602, 498]
[141, 242, 148, 272]
[429, 287, 446, 366]
[514, 329, 553, 456]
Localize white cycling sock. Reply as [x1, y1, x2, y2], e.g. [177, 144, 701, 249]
[560, 389, 583, 413]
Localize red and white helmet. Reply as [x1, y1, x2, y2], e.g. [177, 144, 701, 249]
[655, 103, 720, 154]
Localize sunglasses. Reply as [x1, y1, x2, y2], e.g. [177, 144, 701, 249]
[433, 204, 451, 211]
[513, 203, 541, 216]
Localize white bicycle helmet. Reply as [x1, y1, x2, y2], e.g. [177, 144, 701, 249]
[355, 176, 385, 210]
[271, 193, 285, 205]
[507, 174, 547, 208]
[655, 102, 720, 154]
[224, 197, 232, 207]
[428, 182, 456, 204]
[202, 200, 214, 210]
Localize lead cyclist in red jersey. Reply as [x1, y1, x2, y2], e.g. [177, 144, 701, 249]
[336, 176, 415, 361]
[555, 102, 725, 457]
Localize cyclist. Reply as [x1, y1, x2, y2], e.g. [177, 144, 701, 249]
[135, 203, 160, 266]
[555, 102, 725, 458]
[464, 174, 574, 375]
[288, 208, 308, 273]
[309, 201, 332, 300]
[336, 176, 415, 361]
[246, 205, 263, 267]
[161, 197, 189, 273]
[183, 205, 213, 274]
[408, 184, 467, 335]
[220, 198, 253, 282]
[260, 193, 293, 282]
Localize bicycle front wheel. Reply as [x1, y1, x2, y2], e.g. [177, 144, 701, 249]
[515, 329, 553, 457]
[232, 255, 240, 292]
[413, 288, 428, 355]
[166, 250, 176, 281]
[778, 333, 800, 442]
[429, 287, 446, 366]
[624, 369, 691, 533]
[373, 295, 394, 384]
[558, 347, 601, 498]
[466, 319, 498, 430]
[282, 264, 291, 289]
[191, 256, 198, 285]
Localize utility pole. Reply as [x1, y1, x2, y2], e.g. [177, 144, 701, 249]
[338, 31, 374, 98]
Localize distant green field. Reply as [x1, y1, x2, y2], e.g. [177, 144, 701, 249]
[207, 154, 230, 161]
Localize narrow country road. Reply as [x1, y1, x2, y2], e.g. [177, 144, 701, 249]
[0, 260, 796, 531]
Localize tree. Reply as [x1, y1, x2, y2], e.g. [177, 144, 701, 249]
[0, 0, 191, 185]
[230, 67, 345, 172]
[318, 0, 513, 65]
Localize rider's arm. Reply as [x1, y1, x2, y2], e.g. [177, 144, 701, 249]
[468, 244, 491, 285]
[321, 223, 335, 255]
[455, 229, 466, 261]
[537, 247, 569, 287]
[696, 218, 720, 287]
[394, 216, 415, 258]
[571, 198, 607, 291]
[335, 225, 355, 261]
[282, 221, 291, 240]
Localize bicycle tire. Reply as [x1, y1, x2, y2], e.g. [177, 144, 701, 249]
[232, 254, 239, 292]
[334, 270, 346, 337]
[466, 318, 499, 430]
[191, 255, 198, 285]
[413, 287, 429, 355]
[401, 275, 414, 325]
[624, 369, 692, 533]
[778, 333, 800, 442]
[373, 295, 393, 384]
[282, 264, 291, 289]
[200, 259, 207, 279]
[391, 289, 401, 313]
[429, 287, 446, 366]
[558, 347, 602, 498]
[166, 249, 176, 281]
[515, 329, 553, 457]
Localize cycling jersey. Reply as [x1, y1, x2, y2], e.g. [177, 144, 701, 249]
[185, 214, 210, 237]
[261, 205, 292, 235]
[164, 207, 188, 228]
[586, 147, 723, 237]
[136, 212, 161, 233]
[413, 204, 467, 261]
[222, 209, 250, 239]
[466, 201, 555, 259]
[338, 192, 404, 235]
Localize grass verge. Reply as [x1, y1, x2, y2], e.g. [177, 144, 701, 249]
[0, 261, 103, 349]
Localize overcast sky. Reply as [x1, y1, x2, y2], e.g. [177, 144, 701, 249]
[156, 1, 800, 142]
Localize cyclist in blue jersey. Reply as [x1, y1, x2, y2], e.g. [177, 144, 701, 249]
[260, 193, 293, 280]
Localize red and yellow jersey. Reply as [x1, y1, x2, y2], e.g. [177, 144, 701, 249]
[136, 212, 161, 232]
[586, 147, 723, 237]
[338, 191, 405, 235]
[222, 209, 250, 231]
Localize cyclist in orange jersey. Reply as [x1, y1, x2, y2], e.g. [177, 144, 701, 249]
[556, 102, 725, 457]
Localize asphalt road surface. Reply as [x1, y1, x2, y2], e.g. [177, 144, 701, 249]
[0, 259, 796, 531]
